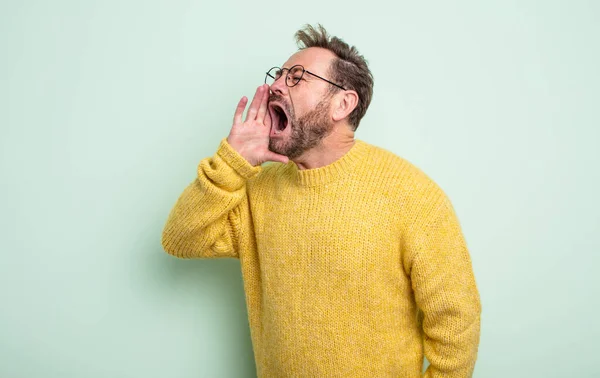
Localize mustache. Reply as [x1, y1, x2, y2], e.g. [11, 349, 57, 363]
[269, 94, 285, 104]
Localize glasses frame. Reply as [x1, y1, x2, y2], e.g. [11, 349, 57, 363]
[265, 65, 347, 91]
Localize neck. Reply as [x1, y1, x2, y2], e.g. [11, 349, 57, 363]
[292, 124, 356, 170]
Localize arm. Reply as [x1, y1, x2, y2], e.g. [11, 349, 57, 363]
[403, 196, 481, 377]
[161, 138, 261, 258]
[161, 84, 288, 259]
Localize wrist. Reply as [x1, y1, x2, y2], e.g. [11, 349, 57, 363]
[218, 138, 262, 176]
[225, 137, 256, 166]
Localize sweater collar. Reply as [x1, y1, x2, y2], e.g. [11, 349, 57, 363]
[287, 139, 370, 187]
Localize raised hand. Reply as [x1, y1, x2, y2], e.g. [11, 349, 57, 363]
[227, 84, 289, 166]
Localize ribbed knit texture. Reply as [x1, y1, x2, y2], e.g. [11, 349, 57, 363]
[162, 138, 481, 377]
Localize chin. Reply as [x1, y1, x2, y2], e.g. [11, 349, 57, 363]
[268, 139, 285, 155]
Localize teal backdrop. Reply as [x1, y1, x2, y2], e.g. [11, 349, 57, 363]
[1, 1, 599, 377]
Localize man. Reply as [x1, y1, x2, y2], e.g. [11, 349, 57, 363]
[162, 24, 481, 377]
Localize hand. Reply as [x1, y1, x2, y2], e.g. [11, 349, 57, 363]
[227, 84, 289, 166]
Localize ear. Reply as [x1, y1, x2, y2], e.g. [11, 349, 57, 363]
[332, 90, 359, 122]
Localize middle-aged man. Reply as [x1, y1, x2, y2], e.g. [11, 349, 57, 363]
[162, 24, 481, 377]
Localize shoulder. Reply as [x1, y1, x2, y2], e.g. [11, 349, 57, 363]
[361, 140, 448, 208]
[361, 141, 440, 188]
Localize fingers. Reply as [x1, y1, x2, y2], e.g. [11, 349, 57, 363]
[245, 85, 265, 122]
[233, 96, 248, 125]
[263, 106, 272, 129]
[256, 84, 269, 124]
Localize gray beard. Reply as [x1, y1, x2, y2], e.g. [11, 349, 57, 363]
[268, 97, 334, 160]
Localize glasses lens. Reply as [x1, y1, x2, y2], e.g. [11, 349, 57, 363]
[287, 66, 304, 87]
[265, 67, 282, 85]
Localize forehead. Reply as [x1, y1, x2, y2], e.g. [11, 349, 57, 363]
[282, 47, 337, 74]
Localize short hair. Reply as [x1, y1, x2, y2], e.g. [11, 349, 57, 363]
[295, 24, 374, 131]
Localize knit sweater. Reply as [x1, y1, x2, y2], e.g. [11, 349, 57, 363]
[161, 138, 481, 378]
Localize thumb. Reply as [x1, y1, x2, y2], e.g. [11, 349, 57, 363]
[265, 151, 289, 164]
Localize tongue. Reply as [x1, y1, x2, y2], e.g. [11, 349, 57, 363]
[270, 125, 280, 137]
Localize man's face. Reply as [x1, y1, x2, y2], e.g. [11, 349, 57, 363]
[267, 48, 338, 160]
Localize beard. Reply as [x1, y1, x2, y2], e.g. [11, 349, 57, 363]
[268, 93, 335, 160]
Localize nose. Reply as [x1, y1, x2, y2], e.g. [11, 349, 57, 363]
[269, 72, 287, 96]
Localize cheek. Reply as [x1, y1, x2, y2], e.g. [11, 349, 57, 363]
[290, 100, 312, 120]
[289, 90, 311, 116]
[295, 90, 329, 116]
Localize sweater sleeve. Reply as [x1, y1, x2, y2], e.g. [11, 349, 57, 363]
[161, 138, 261, 259]
[403, 195, 481, 377]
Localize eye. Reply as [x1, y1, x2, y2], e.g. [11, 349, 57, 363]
[289, 67, 304, 80]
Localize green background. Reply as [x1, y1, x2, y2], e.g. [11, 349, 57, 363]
[1, 1, 598, 377]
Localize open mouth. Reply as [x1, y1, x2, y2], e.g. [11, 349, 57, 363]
[269, 103, 289, 135]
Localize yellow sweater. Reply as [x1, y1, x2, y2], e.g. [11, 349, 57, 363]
[162, 138, 481, 377]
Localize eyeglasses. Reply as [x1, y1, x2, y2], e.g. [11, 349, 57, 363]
[265, 65, 346, 90]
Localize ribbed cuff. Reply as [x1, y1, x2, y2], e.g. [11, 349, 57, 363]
[216, 138, 262, 180]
